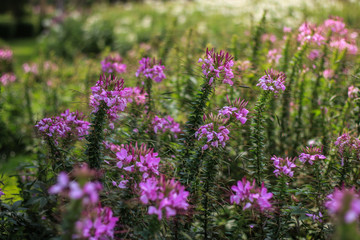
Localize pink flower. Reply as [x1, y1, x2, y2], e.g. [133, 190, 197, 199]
[123, 87, 147, 105]
[330, 38, 358, 55]
[308, 50, 320, 61]
[283, 27, 292, 33]
[49, 172, 69, 194]
[297, 22, 325, 46]
[348, 85, 359, 99]
[101, 53, 127, 74]
[35, 109, 90, 145]
[230, 177, 273, 211]
[299, 146, 326, 165]
[22, 62, 38, 75]
[195, 123, 230, 151]
[198, 48, 234, 86]
[152, 115, 181, 138]
[325, 187, 360, 223]
[323, 69, 334, 79]
[89, 74, 128, 122]
[271, 156, 296, 177]
[267, 49, 281, 64]
[136, 57, 166, 83]
[257, 69, 286, 94]
[0, 48, 13, 62]
[306, 212, 323, 222]
[75, 206, 119, 239]
[324, 18, 347, 35]
[139, 175, 189, 220]
[0, 73, 16, 86]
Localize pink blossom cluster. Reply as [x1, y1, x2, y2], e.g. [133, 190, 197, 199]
[271, 156, 296, 177]
[22, 62, 39, 75]
[330, 39, 358, 55]
[324, 18, 347, 35]
[348, 85, 359, 99]
[75, 206, 118, 240]
[299, 146, 326, 165]
[198, 48, 235, 86]
[297, 22, 325, 46]
[230, 177, 273, 211]
[135, 57, 166, 83]
[308, 50, 320, 61]
[115, 143, 160, 181]
[334, 133, 360, 156]
[90, 74, 128, 122]
[267, 49, 282, 64]
[139, 175, 189, 220]
[35, 109, 90, 144]
[49, 172, 102, 205]
[218, 102, 249, 125]
[261, 34, 277, 43]
[101, 54, 127, 74]
[257, 69, 286, 94]
[195, 123, 230, 151]
[0, 49, 13, 62]
[325, 187, 360, 223]
[0, 73, 16, 86]
[151, 115, 181, 138]
[123, 87, 147, 105]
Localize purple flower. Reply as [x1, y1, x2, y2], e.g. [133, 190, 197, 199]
[257, 69, 286, 94]
[75, 206, 118, 239]
[0, 188, 5, 197]
[297, 22, 325, 46]
[271, 155, 296, 177]
[49, 172, 69, 194]
[152, 115, 181, 138]
[348, 86, 359, 99]
[22, 62, 38, 75]
[123, 87, 147, 105]
[0, 48, 13, 62]
[35, 110, 90, 145]
[0, 73, 16, 86]
[325, 187, 360, 223]
[306, 212, 323, 222]
[89, 74, 128, 122]
[195, 122, 230, 151]
[299, 146, 326, 165]
[198, 48, 234, 86]
[230, 177, 273, 212]
[218, 97, 249, 124]
[139, 175, 189, 220]
[101, 53, 127, 74]
[136, 57, 166, 82]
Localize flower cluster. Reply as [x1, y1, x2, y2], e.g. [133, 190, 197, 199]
[198, 48, 235, 86]
[267, 49, 282, 64]
[334, 133, 360, 156]
[0, 49, 12, 61]
[195, 122, 230, 151]
[230, 177, 273, 211]
[123, 86, 147, 105]
[35, 109, 90, 145]
[330, 39, 358, 55]
[0, 73, 16, 86]
[257, 69, 286, 94]
[151, 115, 181, 138]
[135, 57, 166, 83]
[297, 22, 325, 46]
[306, 212, 323, 222]
[75, 206, 118, 240]
[218, 97, 249, 124]
[139, 175, 189, 220]
[115, 143, 160, 182]
[22, 62, 39, 75]
[90, 74, 128, 122]
[299, 146, 326, 165]
[348, 85, 359, 99]
[271, 156, 296, 177]
[50, 165, 119, 239]
[49, 172, 102, 205]
[325, 187, 360, 223]
[101, 53, 127, 74]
